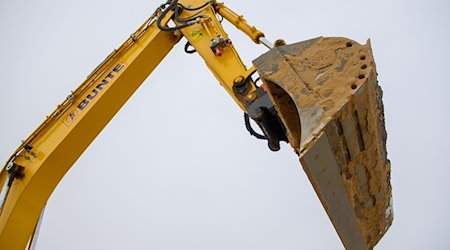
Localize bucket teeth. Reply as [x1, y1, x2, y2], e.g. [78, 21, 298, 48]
[253, 37, 392, 249]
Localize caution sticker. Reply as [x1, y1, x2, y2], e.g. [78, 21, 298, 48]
[191, 30, 203, 41]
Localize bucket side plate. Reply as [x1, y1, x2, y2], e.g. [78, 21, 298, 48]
[253, 37, 393, 249]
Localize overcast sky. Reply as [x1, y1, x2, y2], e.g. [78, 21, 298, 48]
[0, 0, 449, 249]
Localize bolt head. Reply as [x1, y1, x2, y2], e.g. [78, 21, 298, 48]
[6, 162, 14, 171]
[246, 93, 256, 102]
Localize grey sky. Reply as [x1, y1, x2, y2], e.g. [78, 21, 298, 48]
[0, 0, 449, 249]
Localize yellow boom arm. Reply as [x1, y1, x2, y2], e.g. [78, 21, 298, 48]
[0, 1, 266, 249]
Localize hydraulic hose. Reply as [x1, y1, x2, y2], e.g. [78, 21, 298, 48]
[157, 0, 211, 32]
[178, 0, 211, 11]
[184, 41, 196, 54]
[244, 113, 267, 140]
[157, 0, 196, 32]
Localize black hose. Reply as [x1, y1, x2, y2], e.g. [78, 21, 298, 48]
[157, 0, 196, 32]
[157, 0, 211, 32]
[244, 113, 267, 140]
[175, 7, 205, 23]
[178, 0, 211, 11]
[174, 5, 199, 23]
[184, 41, 196, 54]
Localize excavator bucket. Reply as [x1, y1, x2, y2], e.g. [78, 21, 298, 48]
[253, 37, 393, 249]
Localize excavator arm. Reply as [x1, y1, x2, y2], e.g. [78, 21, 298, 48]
[0, 1, 267, 248]
[0, 1, 392, 249]
[0, 5, 181, 249]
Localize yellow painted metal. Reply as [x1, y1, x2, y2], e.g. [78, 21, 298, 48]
[213, 2, 265, 43]
[0, 1, 267, 248]
[0, 9, 181, 250]
[177, 0, 260, 111]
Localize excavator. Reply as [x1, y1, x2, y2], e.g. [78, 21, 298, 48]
[0, 0, 393, 249]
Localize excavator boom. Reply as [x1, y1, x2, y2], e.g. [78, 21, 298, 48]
[0, 7, 182, 249]
[0, 1, 392, 249]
